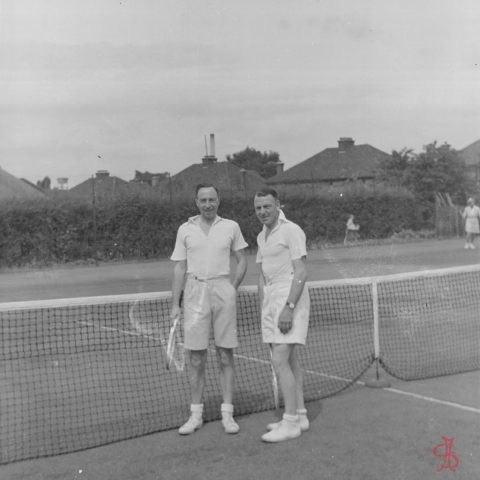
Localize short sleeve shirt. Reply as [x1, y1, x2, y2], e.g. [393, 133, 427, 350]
[464, 205, 480, 220]
[256, 210, 307, 279]
[171, 215, 248, 277]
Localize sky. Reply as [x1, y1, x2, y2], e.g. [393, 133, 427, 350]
[1, 0, 479, 188]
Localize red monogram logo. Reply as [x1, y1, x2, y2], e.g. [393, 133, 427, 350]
[432, 437, 459, 472]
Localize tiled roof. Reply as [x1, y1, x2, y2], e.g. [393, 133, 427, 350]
[170, 161, 266, 192]
[267, 144, 391, 185]
[459, 139, 480, 166]
[70, 175, 128, 198]
[0, 166, 45, 200]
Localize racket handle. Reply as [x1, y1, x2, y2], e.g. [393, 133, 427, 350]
[179, 290, 184, 308]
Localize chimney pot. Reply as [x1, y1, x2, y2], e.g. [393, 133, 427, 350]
[338, 137, 355, 152]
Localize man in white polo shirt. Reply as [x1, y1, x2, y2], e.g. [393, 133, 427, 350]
[254, 187, 310, 442]
[170, 183, 248, 435]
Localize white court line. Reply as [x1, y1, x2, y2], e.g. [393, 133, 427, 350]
[381, 387, 480, 414]
[78, 320, 480, 414]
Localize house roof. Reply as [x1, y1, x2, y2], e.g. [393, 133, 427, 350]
[0, 166, 45, 200]
[459, 139, 480, 166]
[69, 172, 129, 198]
[170, 160, 266, 193]
[267, 142, 391, 185]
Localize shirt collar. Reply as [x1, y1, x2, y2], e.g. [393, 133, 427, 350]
[262, 209, 290, 234]
[188, 214, 223, 226]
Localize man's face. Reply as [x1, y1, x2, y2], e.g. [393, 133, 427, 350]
[196, 187, 220, 220]
[254, 194, 280, 228]
[468, 198, 474, 207]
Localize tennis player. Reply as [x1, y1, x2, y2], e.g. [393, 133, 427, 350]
[170, 183, 248, 435]
[462, 197, 480, 249]
[254, 187, 310, 442]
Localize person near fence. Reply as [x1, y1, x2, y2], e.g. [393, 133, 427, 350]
[462, 197, 480, 250]
[344, 214, 360, 244]
[170, 183, 248, 435]
[254, 187, 310, 443]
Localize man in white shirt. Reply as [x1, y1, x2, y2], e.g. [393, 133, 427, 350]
[170, 184, 248, 435]
[254, 187, 310, 442]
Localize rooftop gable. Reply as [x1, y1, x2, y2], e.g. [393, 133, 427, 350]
[267, 141, 391, 185]
[0, 167, 45, 200]
[459, 139, 480, 165]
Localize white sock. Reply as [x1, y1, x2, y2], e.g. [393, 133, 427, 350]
[221, 403, 234, 417]
[190, 403, 203, 419]
[283, 413, 299, 424]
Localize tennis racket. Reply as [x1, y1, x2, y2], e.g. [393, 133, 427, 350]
[166, 290, 184, 371]
[269, 345, 280, 409]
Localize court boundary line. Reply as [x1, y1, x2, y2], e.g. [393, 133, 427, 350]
[80, 319, 480, 415]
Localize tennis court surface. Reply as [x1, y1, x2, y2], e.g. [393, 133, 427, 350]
[1, 257, 479, 479]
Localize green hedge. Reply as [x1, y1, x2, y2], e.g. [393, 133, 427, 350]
[0, 192, 433, 268]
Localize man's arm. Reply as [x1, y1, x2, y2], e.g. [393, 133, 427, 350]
[258, 265, 265, 309]
[170, 260, 186, 321]
[231, 248, 247, 290]
[278, 257, 308, 334]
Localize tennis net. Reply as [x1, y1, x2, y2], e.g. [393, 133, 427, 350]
[1, 264, 479, 464]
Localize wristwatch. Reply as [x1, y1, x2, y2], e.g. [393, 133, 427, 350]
[286, 301, 295, 309]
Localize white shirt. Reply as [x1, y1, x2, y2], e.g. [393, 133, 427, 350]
[346, 218, 359, 231]
[171, 215, 248, 277]
[463, 205, 480, 220]
[256, 210, 307, 279]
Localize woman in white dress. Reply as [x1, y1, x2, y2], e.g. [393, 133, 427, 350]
[462, 197, 480, 249]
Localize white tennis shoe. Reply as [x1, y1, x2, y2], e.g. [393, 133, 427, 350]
[222, 414, 240, 434]
[267, 416, 309, 432]
[262, 416, 301, 443]
[178, 415, 203, 435]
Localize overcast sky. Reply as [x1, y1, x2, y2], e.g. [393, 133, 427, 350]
[1, 0, 479, 187]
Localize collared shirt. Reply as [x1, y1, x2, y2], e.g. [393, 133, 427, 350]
[171, 215, 248, 277]
[256, 210, 307, 279]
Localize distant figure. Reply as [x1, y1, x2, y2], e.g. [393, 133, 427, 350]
[344, 214, 360, 245]
[462, 197, 480, 250]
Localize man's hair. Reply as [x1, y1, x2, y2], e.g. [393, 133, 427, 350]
[195, 183, 219, 197]
[255, 187, 278, 200]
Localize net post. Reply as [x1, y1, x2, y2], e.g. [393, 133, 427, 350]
[366, 280, 391, 388]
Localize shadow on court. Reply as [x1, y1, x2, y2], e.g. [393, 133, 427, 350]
[2, 369, 479, 480]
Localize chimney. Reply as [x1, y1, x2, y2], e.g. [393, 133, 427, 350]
[276, 162, 284, 175]
[338, 137, 355, 152]
[96, 170, 110, 178]
[202, 133, 217, 166]
[210, 134, 216, 157]
[151, 175, 160, 187]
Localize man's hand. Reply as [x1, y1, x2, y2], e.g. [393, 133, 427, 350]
[278, 306, 294, 334]
[170, 304, 181, 324]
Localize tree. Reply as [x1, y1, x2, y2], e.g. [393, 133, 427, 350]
[406, 142, 470, 204]
[130, 170, 167, 186]
[226, 147, 281, 178]
[37, 176, 51, 190]
[375, 148, 413, 189]
[376, 142, 471, 204]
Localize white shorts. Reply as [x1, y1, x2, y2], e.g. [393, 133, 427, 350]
[183, 276, 237, 350]
[261, 279, 310, 345]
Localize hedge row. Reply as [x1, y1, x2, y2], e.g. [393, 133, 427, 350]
[0, 192, 433, 268]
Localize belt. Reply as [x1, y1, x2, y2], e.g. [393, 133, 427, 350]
[265, 276, 294, 285]
[188, 274, 230, 283]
